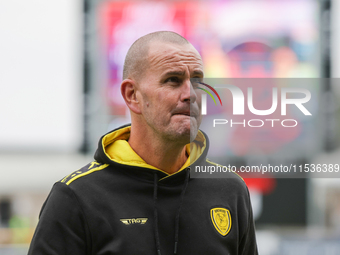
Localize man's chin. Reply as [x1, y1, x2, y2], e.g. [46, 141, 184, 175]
[168, 127, 192, 144]
[166, 117, 199, 143]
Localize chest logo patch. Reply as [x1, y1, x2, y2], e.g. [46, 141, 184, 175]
[210, 208, 232, 236]
[120, 218, 148, 225]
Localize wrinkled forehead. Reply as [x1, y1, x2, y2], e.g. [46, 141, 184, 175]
[147, 41, 203, 70]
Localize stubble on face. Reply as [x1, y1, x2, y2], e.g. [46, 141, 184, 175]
[137, 42, 204, 145]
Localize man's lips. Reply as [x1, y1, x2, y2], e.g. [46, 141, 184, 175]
[172, 110, 199, 117]
[174, 111, 190, 116]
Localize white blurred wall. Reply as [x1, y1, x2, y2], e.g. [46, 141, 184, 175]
[0, 0, 83, 152]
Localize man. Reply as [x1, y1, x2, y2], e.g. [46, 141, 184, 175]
[28, 31, 258, 255]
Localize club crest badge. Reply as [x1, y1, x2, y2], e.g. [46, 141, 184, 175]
[210, 207, 232, 236]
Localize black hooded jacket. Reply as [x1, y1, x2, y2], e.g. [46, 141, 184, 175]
[28, 125, 258, 255]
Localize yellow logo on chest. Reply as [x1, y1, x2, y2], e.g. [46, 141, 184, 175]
[210, 208, 232, 236]
[120, 218, 148, 225]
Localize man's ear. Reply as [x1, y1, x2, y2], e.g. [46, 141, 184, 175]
[121, 79, 142, 114]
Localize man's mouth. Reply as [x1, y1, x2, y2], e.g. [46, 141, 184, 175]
[173, 111, 198, 117]
[175, 112, 190, 116]
[172, 107, 200, 118]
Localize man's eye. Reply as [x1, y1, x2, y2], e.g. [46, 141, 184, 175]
[190, 78, 202, 88]
[166, 77, 180, 83]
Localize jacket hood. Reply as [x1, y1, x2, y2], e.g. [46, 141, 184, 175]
[94, 124, 209, 180]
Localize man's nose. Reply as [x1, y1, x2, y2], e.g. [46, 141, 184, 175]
[181, 79, 197, 103]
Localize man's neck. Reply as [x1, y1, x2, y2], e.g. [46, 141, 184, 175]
[128, 126, 188, 175]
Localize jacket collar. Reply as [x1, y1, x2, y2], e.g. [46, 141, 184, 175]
[94, 124, 209, 183]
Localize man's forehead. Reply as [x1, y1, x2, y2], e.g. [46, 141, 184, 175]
[147, 41, 203, 66]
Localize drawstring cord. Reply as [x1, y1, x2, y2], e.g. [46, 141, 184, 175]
[153, 169, 190, 255]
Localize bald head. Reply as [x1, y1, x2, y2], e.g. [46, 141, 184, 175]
[123, 31, 189, 81]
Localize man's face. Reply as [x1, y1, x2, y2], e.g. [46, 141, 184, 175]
[137, 41, 203, 144]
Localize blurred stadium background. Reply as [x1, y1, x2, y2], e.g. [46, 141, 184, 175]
[1, 0, 340, 254]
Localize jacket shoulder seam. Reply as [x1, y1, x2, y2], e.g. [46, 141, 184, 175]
[60, 161, 110, 185]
